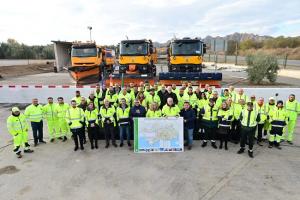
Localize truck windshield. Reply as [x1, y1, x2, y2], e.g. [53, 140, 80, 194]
[171, 42, 202, 55]
[71, 48, 97, 57]
[120, 43, 148, 55]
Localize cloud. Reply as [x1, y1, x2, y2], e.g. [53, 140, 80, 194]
[0, 0, 299, 45]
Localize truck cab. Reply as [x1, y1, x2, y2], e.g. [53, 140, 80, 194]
[168, 38, 206, 72]
[118, 39, 156, 76]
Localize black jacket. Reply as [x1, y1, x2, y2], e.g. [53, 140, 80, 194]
[180, 108, 196, 129]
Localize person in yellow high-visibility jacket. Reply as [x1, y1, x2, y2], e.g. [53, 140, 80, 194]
[72, 90, 83, 106]
[66, 100, 85, 151]
[100, 99, 117, 148]
[116, 98, 131, 147]
[7, 107, 34, 158]
[162, 98, 180, 117]
[24, 98, 46, 146]
[284, 94, 300, 144]
[269, 100, 288, 149]
[55, 97, 70, 141]
[237, 102, 260, 158]
[85, 102, 99, 149]
[43, 97, 58, 142]
[146, 102, 162, 118]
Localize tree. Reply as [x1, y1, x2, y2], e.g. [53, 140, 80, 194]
[246, 53, 279, 84]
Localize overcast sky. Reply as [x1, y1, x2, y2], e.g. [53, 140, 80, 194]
[0, 0, 300, 45]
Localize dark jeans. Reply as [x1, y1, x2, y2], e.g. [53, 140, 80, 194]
[104, 123, 115, 145]
[87, 126, 98, 147]
[71, 128, 84, 148]
[31, 121, 43, 144]
[231, 119, 241, 142]
[257, 123, 264, 142]
[119, 125, 130, 143]
[240, 126, 256, 150]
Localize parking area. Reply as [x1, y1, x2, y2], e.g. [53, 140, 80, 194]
[0, 105, 299, 200]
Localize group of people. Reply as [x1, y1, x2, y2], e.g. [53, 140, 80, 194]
[6, 82, 299, 158]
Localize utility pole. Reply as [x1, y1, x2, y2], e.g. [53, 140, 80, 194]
[87, 26, 92, 41]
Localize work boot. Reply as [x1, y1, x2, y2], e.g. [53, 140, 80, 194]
[50, 138, 55, 143]
[74, 146, 78, 151]
[62, 136, 67, 142]
[225, 145, 228, 150]
[91, 145, 94, 150]
[201, 141, 207, 148]
[58, 137, 63, 140]
[211, 142, 217, 149]
[237, 148, 245, 154]
[120, 142, 124, 147]
[184, 142, 188, 147]
[80, 146, 84, 150]
[24, 149, 34, 153]
[40, 140, 46, 144]
[257, 141, 263, 146]
[268, 141, 273, 148]
[16, 152, 22, 158]
[275, 143, 282, 150]
[287, 141, 293, 145]
[188, 145, 192, 150]
[127, 142, 132, 147]
[34, 143, 38, 147]
[113, 143, 118, 148]
[248, 150, 254, 158]
[105, 143, 109, 148]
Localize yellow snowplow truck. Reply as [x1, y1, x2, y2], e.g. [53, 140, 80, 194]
[167, 37, 206, 72]
[70, 42, 115, 83]
[118, 39, 157, 77]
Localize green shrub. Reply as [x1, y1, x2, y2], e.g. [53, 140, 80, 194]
[246, 53, 279, 84]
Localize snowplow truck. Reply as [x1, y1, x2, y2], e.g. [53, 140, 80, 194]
[118, 39, 157, 77]
[167, 37, 206, 72]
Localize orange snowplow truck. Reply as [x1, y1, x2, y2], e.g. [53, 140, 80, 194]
[70, 41, 115, 83]
[118, 39, 157, 77]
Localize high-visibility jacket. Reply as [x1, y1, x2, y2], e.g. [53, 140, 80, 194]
[269, 107, 288, 128]
[240, 109, 259, 127]
[256, 104, 268, 124]
[66, 107, 84, 129]
[172, 88, 179, 95]
[177, 93, 186, 110]
[116, 106, 130, 125]
[87, 97, 99, 110]
[43, 103, 58, 121]
[145, 94, 161, 108]
[118, 93, 132, 106]
[105, 92, 118, 107]
[100, 105, 116, 126]
[55, 103, 69, 119]
[205, 91, 213, 99]
[84, 109, 99, 127]
[232, 104, 244, 120]
[202, 104, 219, 121]
[217, 109, 233, 128]
[72, 96, 82, 106]
[162, 104, 180, 117]
[183, 93, 198, 108]
[233, 93, 248, 104]
[266, 104, 276, 122]
[146, 109, 162, 118]
[24, 104, 43, 122]
[285, 100, 300, 120]
[7, 113, 29, 136]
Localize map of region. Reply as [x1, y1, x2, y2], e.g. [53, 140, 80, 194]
[134, 117, 184, 153]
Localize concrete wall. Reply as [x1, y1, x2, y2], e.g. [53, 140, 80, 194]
[53, 43, 72, 71]
[0, 59, 54, 66]
[0, 85, 299, 104]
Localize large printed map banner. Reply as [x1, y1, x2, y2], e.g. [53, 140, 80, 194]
[134, 117, 184, 153]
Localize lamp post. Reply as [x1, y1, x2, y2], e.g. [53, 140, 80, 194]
[87, 26, 92, 41]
